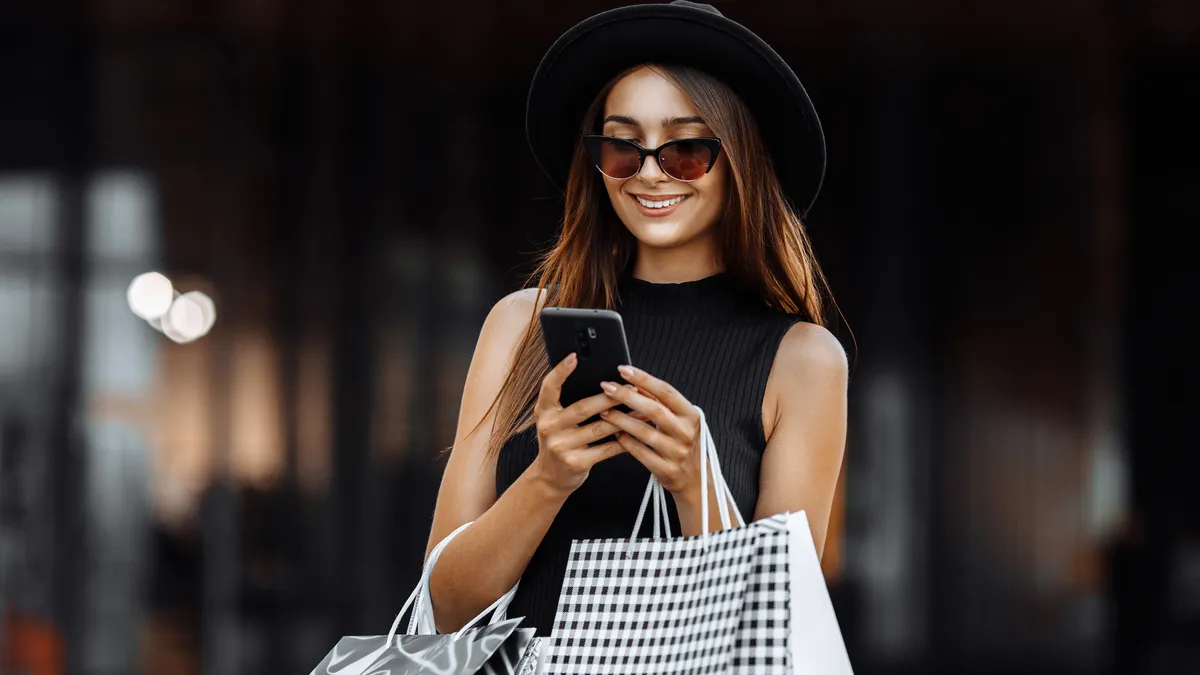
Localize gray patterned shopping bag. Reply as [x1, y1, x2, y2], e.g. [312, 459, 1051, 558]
[310, 617, 539, 675]
[310, 522, 542, 675]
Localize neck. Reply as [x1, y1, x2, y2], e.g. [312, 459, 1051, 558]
[631, 234, 722, 283]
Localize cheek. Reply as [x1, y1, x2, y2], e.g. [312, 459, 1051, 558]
[697, 170, 728, 218]
[707, 163, 729, 203]
[695, 193, 724, 228]
[606, 181, 627, 207]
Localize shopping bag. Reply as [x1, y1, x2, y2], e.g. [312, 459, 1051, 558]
[310, 522, 543, 675]
[310, 617, 537, 675]
[544, 407, 854, 675]
[785, 510, 853, 675]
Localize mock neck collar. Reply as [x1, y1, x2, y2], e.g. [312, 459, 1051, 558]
[616, 269, 752, 316]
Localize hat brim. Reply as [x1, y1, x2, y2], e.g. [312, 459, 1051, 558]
[526, 3, 825, 216]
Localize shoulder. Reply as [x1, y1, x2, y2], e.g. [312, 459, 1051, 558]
[495, 287, 549, 314]
[763, 321, 849, 437]
[469, 288, 550, 372]
[774, 321, 849, 381]
[480, 288, 548, 339]
[458, 288, 549, 429]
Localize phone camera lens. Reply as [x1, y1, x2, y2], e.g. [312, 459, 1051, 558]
[575, 326, 592, 359]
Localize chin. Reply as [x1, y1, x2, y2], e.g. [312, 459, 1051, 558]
[622, 218, 694, 249]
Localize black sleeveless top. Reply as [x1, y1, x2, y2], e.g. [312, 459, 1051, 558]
[494, 270, 804, 635]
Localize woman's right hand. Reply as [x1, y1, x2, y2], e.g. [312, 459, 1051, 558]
[530, 352, 627, 495]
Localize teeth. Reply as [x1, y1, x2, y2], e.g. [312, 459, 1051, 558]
[636, 195, 686, 209]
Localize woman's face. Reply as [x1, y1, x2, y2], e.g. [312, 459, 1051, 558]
[599, 66, 728, 251]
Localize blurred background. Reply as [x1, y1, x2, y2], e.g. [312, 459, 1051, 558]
[1, 0, 1197, 673]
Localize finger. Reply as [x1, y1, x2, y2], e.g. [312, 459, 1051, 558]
[629, 409, 651, 423]
[602, 383, 689, 439]
[617, 365, 697, 421]
[579, 440, 626, 466]
[559, 418, 622, 449]
[556, 390, 622, 427]
[625, 389, 656, 417]
[616, 432, 674, 477]
[625, 406, 653, 427]
[537, 353, 577, 413]
[600, 409, 680, 458]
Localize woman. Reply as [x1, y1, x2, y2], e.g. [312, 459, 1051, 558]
[424, 1, 848, 636]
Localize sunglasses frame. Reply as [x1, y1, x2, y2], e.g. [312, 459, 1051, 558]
[582, 135, 723, 182]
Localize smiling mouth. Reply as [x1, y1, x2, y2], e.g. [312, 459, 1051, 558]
[632, 194, 689, 209]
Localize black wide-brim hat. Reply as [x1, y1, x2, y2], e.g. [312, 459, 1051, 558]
[526, 0, 826, 216]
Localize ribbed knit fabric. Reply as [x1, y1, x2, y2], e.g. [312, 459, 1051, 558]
[494, 269, 804, 636]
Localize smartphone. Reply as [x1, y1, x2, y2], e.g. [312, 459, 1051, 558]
[539, 307, 633, 410]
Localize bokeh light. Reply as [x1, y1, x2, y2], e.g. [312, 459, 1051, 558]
[125, 271, 174, 320]
[161, 290, 216, 343]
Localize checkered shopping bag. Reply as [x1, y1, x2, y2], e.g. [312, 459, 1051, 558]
[544, 408, 853, 675]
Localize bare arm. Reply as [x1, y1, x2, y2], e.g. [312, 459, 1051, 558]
[425, 289, 625, 632]
[754, 322, 849, 557]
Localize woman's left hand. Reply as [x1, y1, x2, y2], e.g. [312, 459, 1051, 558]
[599, 365, 703, 498]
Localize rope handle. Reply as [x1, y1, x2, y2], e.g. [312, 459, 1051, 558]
[629, 406, 745, 540]
[385, 521, 520, 647]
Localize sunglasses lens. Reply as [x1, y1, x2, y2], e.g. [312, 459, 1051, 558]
[593, 139, 642, 179]
[659, 140, 715, 181]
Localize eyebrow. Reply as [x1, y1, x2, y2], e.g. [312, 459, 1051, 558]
[602, 114, 707, 128]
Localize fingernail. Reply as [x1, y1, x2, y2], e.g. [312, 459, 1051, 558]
[618, 365, 634, 377]
[566, 353, 577, 365]
[601, 381, 617, 394]
[599, 409, 610, 416]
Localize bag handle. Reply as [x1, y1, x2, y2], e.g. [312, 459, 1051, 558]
[630, 472, 673, 539]
[699, 408, 745, 530]
[385, 521, 520, 648]
[629, 406, 745, 539]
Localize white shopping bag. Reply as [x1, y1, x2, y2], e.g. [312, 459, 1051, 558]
[786, 511, 853, 675]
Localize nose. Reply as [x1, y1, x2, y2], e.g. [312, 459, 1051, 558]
[637, 153, 668, 183]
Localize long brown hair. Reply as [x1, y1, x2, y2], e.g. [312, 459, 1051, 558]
[475, 63, 834, 459]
